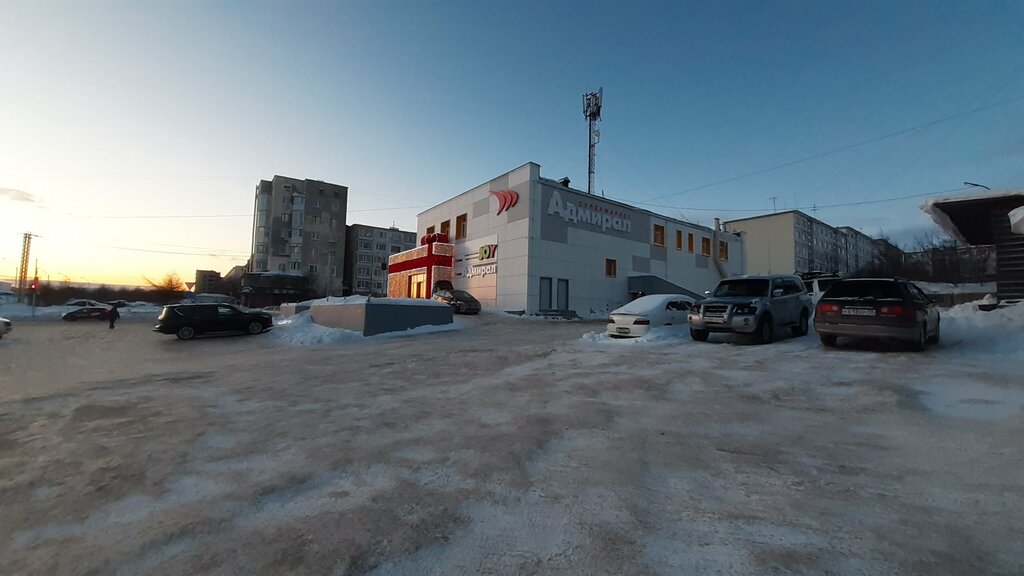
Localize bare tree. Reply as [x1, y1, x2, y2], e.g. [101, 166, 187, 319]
[144, 273, 187, 304]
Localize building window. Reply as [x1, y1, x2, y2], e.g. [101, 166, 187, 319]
[456, 213, 468, 240]
[332, 201, 340, 211]
[282, 195, 289, 205]
[312, 247, 319, 257]
[358, 254, 371, 263]
[373, 281, 383, 291]
[376, 243, 387, 251]
[330, 266, 337, 277]
[687, 233, 695, 253]
[356, 280, 369, 290]
[426, 225, 435, 235]
[330, 219, 337, 228]
[329, 235, 337, 243]
[290, 262, 300, 271]
[282, 213, 289, 222]
[358, 240, 371, 250]
[701, 237, 711, 257]
[309, 215, 320, 225]
[357, 267, 370, 277]
[308, 265, 318, 274]
[256, 245, 266, 254]
[653, 224, 665, 247]
[675, 230, 683, 251]
[605, 258, 617, 278]
[359, 228, 372, 237]
[277, 263, 286, 272]
[311, 232, 320, 240]
[390, 245, 402, 253]
[378, 230, 386, 239]
[314, 199, 320, 208]
[719, 241, 729, 261]
[439, 220, 451, 238]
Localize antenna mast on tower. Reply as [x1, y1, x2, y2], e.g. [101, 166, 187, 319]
[583, 88, 603, 195]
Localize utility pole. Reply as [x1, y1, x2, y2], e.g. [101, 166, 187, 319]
[768, 196, 778, 213]
[583, 88, 603, 195]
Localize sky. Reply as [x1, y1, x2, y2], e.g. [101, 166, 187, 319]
[2, 0, 1023, 286]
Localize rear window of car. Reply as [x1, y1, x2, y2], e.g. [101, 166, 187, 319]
[823, 280, 904, 300]
[713, 279, 769, 297]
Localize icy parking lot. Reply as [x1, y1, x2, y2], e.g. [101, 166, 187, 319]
[0, 307, 1022, 575]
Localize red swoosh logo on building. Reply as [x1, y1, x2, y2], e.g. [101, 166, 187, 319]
[491, 189, 520, 215]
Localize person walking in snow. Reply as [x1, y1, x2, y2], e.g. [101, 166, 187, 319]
[108, 305, 120, 329]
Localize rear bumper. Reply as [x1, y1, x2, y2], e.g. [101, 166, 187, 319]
[153, 325, 177, 334]
[814, 321, 918, 341]
[606, 324, 652, 338]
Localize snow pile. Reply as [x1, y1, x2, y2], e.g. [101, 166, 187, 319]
[269, 312, 363, 346]
[0, 304, 72, 320]
[941, 302, 1024, 359]
[913, 282, 996, 295]
[270, 311, 460, 346]
[580, 325, 691, 345]
[1010, 205, 1024, 235]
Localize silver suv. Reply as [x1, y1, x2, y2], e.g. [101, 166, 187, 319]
[688, 275, 813, 344]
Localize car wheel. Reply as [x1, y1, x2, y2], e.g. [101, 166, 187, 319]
[176, 326, 196, 340]
[690, 328, 709, 342]
[754, 315, 773, 344]
[911, 323, 927, 352]
[247, 321, 264, 335]
[927, 318, 940, 344]
[820, 334, 837, 348]
[791, 310, 809, 337]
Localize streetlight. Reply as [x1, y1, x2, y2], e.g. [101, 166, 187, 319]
[964, 181, 991, 190]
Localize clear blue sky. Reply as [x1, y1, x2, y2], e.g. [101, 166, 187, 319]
[2, 1, 1022, 284]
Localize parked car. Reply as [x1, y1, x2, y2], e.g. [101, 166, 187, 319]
[432, 288, 481, 314]
[688, 275, 813, 344]
[154, 303, 273, 340]
[61, 307, 112, 321]
[800, 272, 842, 304]
[105, 300, 130, 308]
[814, 278, 940, 351]
[0, 316, 11, 339]
[607, 294, 695, 338]
[65, 299, 108, 308]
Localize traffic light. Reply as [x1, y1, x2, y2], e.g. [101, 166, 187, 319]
[29, 282, 37, 291]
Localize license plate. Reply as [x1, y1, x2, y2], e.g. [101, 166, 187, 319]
[705, 315, 726, 323]
[842, 308, 876, 316]
[616, 327, 630, 334]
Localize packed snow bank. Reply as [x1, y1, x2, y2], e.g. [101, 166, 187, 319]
[580, 325, 691, 345]
[270, 311, 459, 346]
[913, 282, 996, 295]
[940, 302, 1024, 359]
[0, 303, 163, 320]
[1010, 206, 1024, 235]
[300, 295, 449, 308]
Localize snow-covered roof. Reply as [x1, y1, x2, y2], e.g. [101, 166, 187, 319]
[921, 189, 1024, 244]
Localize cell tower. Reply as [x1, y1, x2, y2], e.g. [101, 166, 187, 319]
[583, 88, 603, 195]
[16, 232, 32, 303]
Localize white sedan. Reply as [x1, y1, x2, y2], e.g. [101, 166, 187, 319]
[606, 294, 696, 338]
[0, 316, 11, 339]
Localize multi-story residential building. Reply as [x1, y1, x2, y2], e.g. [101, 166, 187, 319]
[345, 224, 417, 296]
[724, 211, 879, 276]
[194, 270, 222, 294]
[249, 176, 349, 296]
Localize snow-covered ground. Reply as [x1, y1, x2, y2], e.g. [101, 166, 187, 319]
[1, 307, 1022, 574]
[0, 302, 163, 320]
[912, 281, 996, 295]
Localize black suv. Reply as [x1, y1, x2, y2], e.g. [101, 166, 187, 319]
[155, 304, 272, 340]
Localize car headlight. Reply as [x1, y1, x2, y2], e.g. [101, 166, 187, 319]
[734, 304, 757, 315]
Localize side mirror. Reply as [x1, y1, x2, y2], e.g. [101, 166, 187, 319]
[772, 288, 784, 297]
[704, 290, 712, 296]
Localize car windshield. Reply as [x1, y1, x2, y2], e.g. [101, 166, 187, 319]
[823, 280, 903, 300]
[450, 290, 474, 299]
[713, 279, 769, 297]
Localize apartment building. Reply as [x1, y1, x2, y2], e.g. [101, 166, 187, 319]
[345, 224, 417, 296]
[249, 176, 349, 296]
[194, 270, 222, 294]
[724, 211, 879, 276]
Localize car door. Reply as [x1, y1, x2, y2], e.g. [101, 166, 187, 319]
[217, 305, 245, 332]
[666, 300, 691, 325]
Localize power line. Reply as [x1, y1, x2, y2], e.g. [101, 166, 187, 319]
[638, 186, 969, 214]
[75, 204, 428, 220]
[635, 92, 1024, 203]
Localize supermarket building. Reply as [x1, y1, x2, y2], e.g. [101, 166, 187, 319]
[407, 163, 745, 316]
